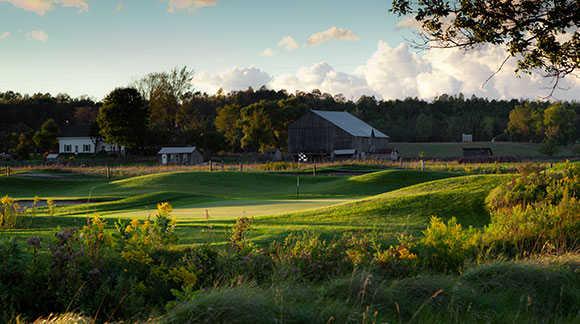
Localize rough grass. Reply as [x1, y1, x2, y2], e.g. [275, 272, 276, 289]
[161, 256, 580, 323]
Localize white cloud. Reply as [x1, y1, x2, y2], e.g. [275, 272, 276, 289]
[57, 0, 88, 12]
[166, 0, 216, 13]
[260, 48, 274, 57]
[0, 0, 88, 15]
[278, 36, 299, 51]
[193, 67, 272, 93]
[271, 62, 377, 99]
[27, 30, 48, 42]
[191, 41, 580, 101]
[0, 32, 10, 40]
[395, 17, 421, 30]
[307, 26, 359, 46]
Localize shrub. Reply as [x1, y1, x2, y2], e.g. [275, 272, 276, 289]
[486, 162, 579, 210]
[484, 163, 579, 255]
[418, 217, 478, 273]
[485, 194, 580, 254]
[230, 216, 253, 252]
[0, 196, 21, 229]
[271, 232, 350, 281]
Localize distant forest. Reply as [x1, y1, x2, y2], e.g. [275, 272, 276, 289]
[1, 82, 579, 157]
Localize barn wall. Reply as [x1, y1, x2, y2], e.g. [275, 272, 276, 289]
[289, 112, 346, 154]
[288, 111, 389, 156]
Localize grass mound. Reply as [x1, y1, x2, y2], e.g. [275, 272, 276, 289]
[260, 174, 511, 231]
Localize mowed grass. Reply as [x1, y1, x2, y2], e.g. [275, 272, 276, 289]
[0, 168, 511, 246]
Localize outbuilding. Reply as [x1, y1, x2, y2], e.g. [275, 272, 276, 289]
[288, 110, 389, 159]
[158, 146, 203, 165]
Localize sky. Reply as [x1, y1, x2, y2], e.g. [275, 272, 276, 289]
[0, 0, 578, 101]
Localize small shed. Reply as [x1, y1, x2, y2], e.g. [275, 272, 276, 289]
[158, 146, 203, 165]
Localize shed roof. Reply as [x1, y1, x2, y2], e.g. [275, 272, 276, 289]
[158, 146, 198, 154]
[311, 110, 388, 138]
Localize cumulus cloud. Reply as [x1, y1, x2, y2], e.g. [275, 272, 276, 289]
[278, 36, 299, 51]
[192, 41, 579, 101]
[0, 32, 10, 40]
[0, 0, 88, 15]
[271, 62, 377, 99]
[260, 48, 274, 57]
[307, 26, 359, 46]
[193, 67, 272, 93]
[395, 17, 421, 30]
[27, 29, 48, 42]
[165, 0, 216, 13]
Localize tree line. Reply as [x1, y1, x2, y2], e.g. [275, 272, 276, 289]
[1, 67, 578, 159]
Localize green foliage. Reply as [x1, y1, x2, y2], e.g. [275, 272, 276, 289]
[543, 103, 577, 145]
[486, 163, 579, 210]
[418, 217, 478, 273]
[97, 87, 148, 149]
[32, 118, 59, 154]
[0, 196, 20, 229]
[14, 132, 33, 160]
[484, 163, 579, 254]
[230, 216, 253, 252]
[271, 232, 350, 281]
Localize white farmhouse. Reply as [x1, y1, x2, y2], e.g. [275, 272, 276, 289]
[58, 125, 124, 154]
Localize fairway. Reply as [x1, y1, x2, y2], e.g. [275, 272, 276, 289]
[0, 168, 509, 246]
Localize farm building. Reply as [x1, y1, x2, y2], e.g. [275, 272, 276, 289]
[288, 110, 389, 159]
[58, 125, 124, 155]
[158, 146, 203, 165]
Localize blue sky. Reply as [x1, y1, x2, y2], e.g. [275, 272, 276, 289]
[1, 0, 578, 101]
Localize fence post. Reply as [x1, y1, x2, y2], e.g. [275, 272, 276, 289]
[296, 175, 300, 199]
[313, 162, 317, 176]
[209, 160, 213, 172]
[420, 160, 425, 172]
[239, 162, 243, 173]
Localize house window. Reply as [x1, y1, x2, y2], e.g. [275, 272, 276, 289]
[83, 144, 91, 152]
[64, 144, 72, 152]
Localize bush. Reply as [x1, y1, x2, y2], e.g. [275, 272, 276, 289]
[418, 217, 478, 273]
[0, 196, 21, 229]
[271, 232, 350, 281]
[486, 162, 579, 210]
[484, 163, 579, 254]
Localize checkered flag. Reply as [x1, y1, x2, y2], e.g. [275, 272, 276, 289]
[298, 152, 308, 163]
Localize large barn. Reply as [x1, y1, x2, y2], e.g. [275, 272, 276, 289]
[288, 110, 390, 159]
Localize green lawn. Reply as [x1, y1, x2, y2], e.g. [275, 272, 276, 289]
[0, 168, 511, 246]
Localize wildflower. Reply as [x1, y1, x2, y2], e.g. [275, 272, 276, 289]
[157, 202, 173, 216]
[27, 236, 41, 249]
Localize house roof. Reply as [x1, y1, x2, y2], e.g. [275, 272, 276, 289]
[311, 110, 389, 138]
[58, 124, 93, 138]
[158, 146, 198, 154]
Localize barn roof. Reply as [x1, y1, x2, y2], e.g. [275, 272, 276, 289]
[158, 146, 198, 154]
[311, 110, 389, 138]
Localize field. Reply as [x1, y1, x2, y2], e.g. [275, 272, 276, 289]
[387, 141, 579, 158]
[0, 168, 478, 245]
[0, 163, 578, 323]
